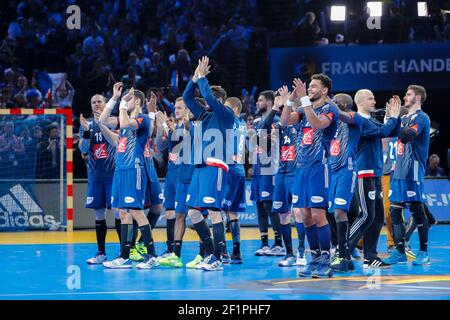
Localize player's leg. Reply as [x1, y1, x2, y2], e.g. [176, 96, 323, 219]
[293, 208, 307, 266]
[255, 200, 270, 255]
[162, 173, 176, 256]
[103, 209, 133, 268]
[382, 174, 395, 251]
[278, 211, 296, 267]
[86, 182, 108, 264]
[298, 207, 320, 277]
[362, 178, 388, 268]
[410, 202, 431, 265]
[383, 201, 408, 265]
[133, 209, 159, 269]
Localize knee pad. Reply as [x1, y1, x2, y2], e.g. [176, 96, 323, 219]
[95, 208, 106, 221]
[390, 203, 404, 225]
[409, 202, 427, 225]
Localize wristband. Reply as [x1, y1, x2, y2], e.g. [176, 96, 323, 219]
[300, 96, 312, 107]
[149, 112, 156, 120]
[287, 100, 295, 107]
[119, 100, 128, 110]
[82, 130, 90, 139]
[105, 98, 116, 111]
[163, 122, 168, 129]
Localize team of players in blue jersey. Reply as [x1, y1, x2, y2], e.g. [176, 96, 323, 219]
[79, 56, 432, 275]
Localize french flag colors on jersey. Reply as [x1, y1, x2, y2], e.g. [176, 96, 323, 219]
[176, 120, 196, 184]
[227, 118, 247, 176]
[274, 123, 301, 175]
[392, 110, 430, 182]
[115, 114, 151, 171]
[295, 103, 339, 169]
[80, 121, 115, 183]
[329, 112, 363, 173]
[356, 114, 400, 178]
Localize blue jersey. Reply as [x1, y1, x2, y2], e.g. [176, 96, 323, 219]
[177, 120, 196, 184]
[79, 121, 115, 183]
[382, 137, 397, 175]
[144, 137, 159, 182]
[274, 123, 300, 175]
[296, 103, 339, 168]
[167, 122, 184, 175]
[115, 114, 150, 171]
[227, 118, 247, 176]
[252, 110, 280, 176]
[356, 114, 400, 178]
[329, 112, 363, 172]
[392, 110, 430, 182]
[182, 78, 236, 170]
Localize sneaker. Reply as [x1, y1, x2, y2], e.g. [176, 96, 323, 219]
[86, 251, 107, 265]
[331, 257, 354, 273]
[135, 242, 147, 255]
[382, 250, 407, 265]
[296, 248, 307, 266]
[230, 253, 243, 264]
[278, 254, 296, 267]
[136, 255, 159, 269]
[195, 254, 211, 270]
[351, 248, 363, 261]
[158, 252, 183, 268]
[298, 252, 320, 277]
[186, 255, 204, 269]
[412, 251, 431, 266]
[222, 253, 231, 264]
[312, 252, 333, 278]
[387, 245, 396, 253]
[265, 244, 286, 256]
[103, 257, 132, 269]
[254, 244, 271, 256]
[129, 248, 144, 262]
[365, 257, 392, 268]
[404, 243, 417, 260]
[159, 250, 171, 259]
[202, 255, 223, 271]
[330, 246, 337, 259]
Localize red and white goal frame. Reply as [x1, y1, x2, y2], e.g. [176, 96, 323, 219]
[0, 108, 74, 232]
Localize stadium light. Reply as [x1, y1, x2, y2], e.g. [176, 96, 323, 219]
[331, 6, 346, 21]
[418, 2, 428, 16]
[367, 2, 382, 17]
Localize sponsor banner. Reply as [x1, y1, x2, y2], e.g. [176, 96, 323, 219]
[270, 42, 450, 91]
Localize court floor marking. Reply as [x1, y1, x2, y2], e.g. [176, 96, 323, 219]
[0, 288, 236, 298]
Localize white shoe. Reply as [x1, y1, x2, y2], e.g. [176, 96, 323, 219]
[136, 255, 160, 269]
[196, 254, 213, 269]
[202, 255, 224, 271]
[265, 245, 286, 256]
[296, 248, 307, 266]
[103, 257, 132, 269]
[278, 254, 296, 267]
[86, 252, 107, 265]
[254, 245, 271, 256]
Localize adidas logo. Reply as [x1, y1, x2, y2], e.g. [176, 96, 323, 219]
[0, 184, 57, 229]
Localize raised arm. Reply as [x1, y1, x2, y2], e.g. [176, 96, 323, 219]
[98, 122, 119, 147]
[362, 96, 401, 138]
[118, 88, 140, 130]
[281, 82, 302, 126]
[182, 80, 206, 118]
[78, 114, 91, 153]
[99, 82, 122, 129]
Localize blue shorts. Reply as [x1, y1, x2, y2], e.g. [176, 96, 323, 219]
[175, 182, 190, 214]
[111, 168, 147, 210]
[328, 168, 357, 212]
[145, 178, 163, 208]
[222, 173, 246, 213]
[187, 166, 225, 210]
[162, 169, 177, 210]
[272, 173, 297, 213]
[85, 181, 112, 209]
[389, 178, 425, 203]
[294, 163, 329, 209]
[250, 175, 275, 202]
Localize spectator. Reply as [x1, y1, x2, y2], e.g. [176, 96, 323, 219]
[36, 124, 61, 179]
[53, 77, 75, 108]
[148, 52, 168, 88]
[293, 12, 320, 45]
[426, 154, 446, 177]
[25, 88, 42, 108]
[82, 27, 105, 56]
[136, 47, 151, 75]
[0, 121, 25, 176]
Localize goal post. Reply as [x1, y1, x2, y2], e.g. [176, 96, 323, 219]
[0, 108, 73, 232]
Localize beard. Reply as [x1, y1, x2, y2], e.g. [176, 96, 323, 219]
[309, 92, 321, 102]
[258, 106, 267, 114]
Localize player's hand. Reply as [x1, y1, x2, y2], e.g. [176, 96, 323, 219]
[279, 85, 290, 106]
[197, 56, 211, 78]
[389, 95, 401, 118]
[122, 87, 134, 102]
[146, 91, 157, 113]
[156, 111, 168, 127]
[167, 117, 175, 131]
[79, 114, 89, 131]
[293, 78, 307, 98]
[112, 82, 123, 100]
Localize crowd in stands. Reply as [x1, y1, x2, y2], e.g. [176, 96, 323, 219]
[0, 0, 449, 179]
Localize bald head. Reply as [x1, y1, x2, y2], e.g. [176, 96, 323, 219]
[333, 93, 353, 112]
[354, 89, 376, 114]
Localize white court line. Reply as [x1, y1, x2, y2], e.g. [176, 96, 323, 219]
[0, 288, 235, 298]
[385, 285, 450, 291]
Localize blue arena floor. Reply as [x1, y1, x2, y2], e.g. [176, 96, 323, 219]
[1, 226, 450, 300]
